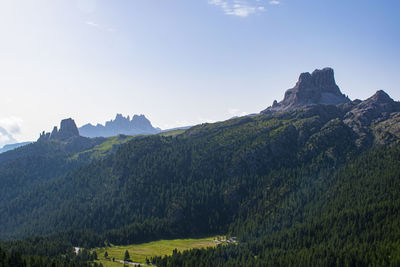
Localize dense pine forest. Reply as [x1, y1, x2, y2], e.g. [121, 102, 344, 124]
[0, 93, 400, 266]
[152, 145, 400, 266]
[0, 245, 102, 267]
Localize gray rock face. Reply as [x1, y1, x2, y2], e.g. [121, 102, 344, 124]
[344, 90, 400, 127]
[343, 90, 400, 147]
[39, 118, 80, 141]
[259, 67, 400, 147]
[262, 67, 350, 113]
[57, 118, 80, 140]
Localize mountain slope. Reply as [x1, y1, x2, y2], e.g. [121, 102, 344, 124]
[0, 119, 107, 206]
[1, 69, 399, 266]
[152, 145, 400, 266]
[0, 89, 399, 243]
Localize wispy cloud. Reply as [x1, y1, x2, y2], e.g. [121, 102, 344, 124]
[0, 116, 23, 147]
[209, 0, 266, 17]
[0, 127, 16, 148]
[0, 116, 23, 135]
[86, 21, 98, 27]
[85, 21, 116, 33]
[269, 0, 280, 5]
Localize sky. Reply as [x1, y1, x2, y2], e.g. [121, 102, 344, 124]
[0, 0, 399, 146]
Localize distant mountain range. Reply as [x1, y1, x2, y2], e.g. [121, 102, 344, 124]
[0, 142, 32, 154]
[79, 114, 161, 138]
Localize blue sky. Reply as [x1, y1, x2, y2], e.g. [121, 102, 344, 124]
[0, 0, 399, 145]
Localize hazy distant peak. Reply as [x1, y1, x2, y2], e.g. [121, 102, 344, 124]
[79, 114, 161, 138]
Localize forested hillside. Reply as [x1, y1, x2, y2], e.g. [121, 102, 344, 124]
[0, 89, 399, 266]
[152, 145, 400, 266]
[0, 105, 352, 240]
[0, 137, 102, 205]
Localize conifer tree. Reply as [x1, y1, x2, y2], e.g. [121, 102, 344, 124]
[124, 250, 130, 261]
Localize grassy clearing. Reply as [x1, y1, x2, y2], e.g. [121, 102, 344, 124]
[72, 135, 139, 161]
[72, 129, 188, 162]
[94, 236, 225, 266]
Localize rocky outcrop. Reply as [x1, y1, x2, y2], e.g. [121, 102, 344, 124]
[79, 114, 161, 138]
[58, 118, 80, 139]
[259, 67, 400, 147]
[343, 90, 400, 147]
[344, 90, 400, 127]
[262, 67, 350, 113]
[39, 118, 80, 141]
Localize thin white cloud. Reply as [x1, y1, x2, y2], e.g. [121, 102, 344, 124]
[209, 0, 265, 17]
[86, 21, 98, 27]
[85, 21, 116, 33]
[0, 127, 16, 147]
[0, 116, 22, 147]
[0, 116, 23, 135]
[269, 0, 280, 5]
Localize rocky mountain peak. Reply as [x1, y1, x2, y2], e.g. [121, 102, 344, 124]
[296, 72, 313, 89]
[337, 89, 399, 146]
[311, 68, 340, 93]
[344, 90, 399, 126]
[369, 90, 394, 104]
[58, 118, 80, 139]
[114, 113, 128, 122]
[39, 118, 80, 141]
[262, 67, 349, 114]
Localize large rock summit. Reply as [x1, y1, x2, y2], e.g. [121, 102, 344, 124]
[262, 67, 350, 113]
[259, 67, 400, 147]
[39, 118, 80, 141]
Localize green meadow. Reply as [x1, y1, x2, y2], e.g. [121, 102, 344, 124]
[94, 236, 224, 266]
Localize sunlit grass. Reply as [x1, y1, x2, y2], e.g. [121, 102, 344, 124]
[94, 236, 224, 265]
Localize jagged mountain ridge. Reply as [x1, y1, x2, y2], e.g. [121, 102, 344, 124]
[79, 114, 161, 138]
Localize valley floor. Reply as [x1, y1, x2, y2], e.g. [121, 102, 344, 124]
[93, 236, 230, 266]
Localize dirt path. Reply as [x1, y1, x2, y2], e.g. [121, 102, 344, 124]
[116, 259, 150, 266]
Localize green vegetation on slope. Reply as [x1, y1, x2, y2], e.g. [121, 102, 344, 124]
[94, 236, 222, 265]
[0, 137, 104, 205]
[71, 134, 139, 161]
[0, 104, 399, 266]
[152, 145, 400, 266]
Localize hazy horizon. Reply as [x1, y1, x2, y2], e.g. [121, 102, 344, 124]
[1, 0, 399, 146]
